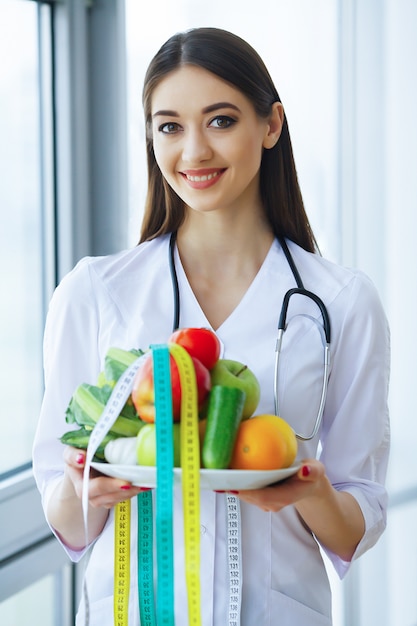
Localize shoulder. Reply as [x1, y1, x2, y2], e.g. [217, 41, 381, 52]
[282, 239, 383, 311]
[53, 235, 170, 301]
[272, 239, 389, 347]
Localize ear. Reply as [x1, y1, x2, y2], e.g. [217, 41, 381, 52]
[263, 102, 284, 149]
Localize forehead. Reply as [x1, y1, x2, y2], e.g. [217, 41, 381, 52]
[150, 65, 250, 112]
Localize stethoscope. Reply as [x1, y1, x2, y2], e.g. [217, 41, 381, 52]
[168, 231, 331, 441]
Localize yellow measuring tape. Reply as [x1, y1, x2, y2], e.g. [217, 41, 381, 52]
[169, 344, 202, 626]
[114, 499, 131, 626]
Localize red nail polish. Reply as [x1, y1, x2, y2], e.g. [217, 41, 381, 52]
[302, 465, 311, 477]
[76, 453, 85, 465]
[229, 490, 239, 495]
[120, 484, 131, 490]
[139, 487, 152, 491]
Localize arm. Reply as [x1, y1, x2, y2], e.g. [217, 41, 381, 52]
[239, 270, 389, 566]
[33, 260, 142, 554]
[46, 447, 142, 551]
[294, 464, 365, 561]
[237, 460, 365, 562]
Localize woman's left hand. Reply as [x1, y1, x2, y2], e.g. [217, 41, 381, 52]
[235, 459, 326, 512]
[235, 458, 365, 560]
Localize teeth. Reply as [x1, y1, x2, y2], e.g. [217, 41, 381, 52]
[186, 171, 219, 182]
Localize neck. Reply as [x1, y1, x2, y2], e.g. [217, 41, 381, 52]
[177, 214, 274, 282]
[176, 210, 274, 270]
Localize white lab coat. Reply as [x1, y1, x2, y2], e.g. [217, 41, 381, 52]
[32, 235, 390, 626]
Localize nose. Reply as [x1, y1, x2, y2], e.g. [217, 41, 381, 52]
[182, 128, 212, 164]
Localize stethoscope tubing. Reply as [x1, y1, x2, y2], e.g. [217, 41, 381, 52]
[274, 330, 330, 441]
[169, 232, 331, 441]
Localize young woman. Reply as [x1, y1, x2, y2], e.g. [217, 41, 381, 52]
[33, 27, 390, 625]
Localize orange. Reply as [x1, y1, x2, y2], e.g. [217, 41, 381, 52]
[258, 414, 298, 468]
[229, 414, 297, 471]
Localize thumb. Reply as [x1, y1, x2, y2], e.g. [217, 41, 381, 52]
[297, 460, 325, 482]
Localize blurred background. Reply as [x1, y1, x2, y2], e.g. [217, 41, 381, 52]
[0, 0, 416, 624]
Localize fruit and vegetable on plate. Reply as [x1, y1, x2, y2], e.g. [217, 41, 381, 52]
[61, 328, 298, 471]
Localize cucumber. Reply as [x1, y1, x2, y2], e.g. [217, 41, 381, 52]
[202, 385, 246, 469]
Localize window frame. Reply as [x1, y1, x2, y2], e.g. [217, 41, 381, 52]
[0, 0, 129, 617]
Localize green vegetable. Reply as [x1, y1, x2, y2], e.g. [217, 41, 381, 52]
[202, 385, 246, 469]
[97, 347, 145, 388]
[65, 383, 142, 437]
[60, 427, 117, 460]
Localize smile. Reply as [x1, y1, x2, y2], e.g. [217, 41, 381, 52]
[181, 169, 225, 189]
[185, 171, 220, 182]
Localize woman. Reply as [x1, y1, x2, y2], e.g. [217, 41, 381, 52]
[33, 27, 390, 625]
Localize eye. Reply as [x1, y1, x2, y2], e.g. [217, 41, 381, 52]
[208, 115, 236, 129]
[158, 122, 181, 134]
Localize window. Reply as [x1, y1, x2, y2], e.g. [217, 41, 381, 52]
[0, 3, 73, 623]
[0, 0, 55, 476]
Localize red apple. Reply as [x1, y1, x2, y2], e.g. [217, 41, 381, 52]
[168, 327, 221, 370]
[131, 352, 211, 423]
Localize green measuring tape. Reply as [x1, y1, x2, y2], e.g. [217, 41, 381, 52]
[137, 490, 156, 625]
[153, 345, 175, 624]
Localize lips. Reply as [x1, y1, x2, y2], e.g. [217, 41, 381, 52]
[180, 168, 225, 189]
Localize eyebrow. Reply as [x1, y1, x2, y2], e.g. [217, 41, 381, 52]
[152, 101, 241, 118]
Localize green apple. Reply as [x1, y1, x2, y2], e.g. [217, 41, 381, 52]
[136, 423, 181, 466]
[209, 359, 260, 419]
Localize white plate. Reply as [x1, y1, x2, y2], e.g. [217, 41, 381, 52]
[91, 462, 301, 491]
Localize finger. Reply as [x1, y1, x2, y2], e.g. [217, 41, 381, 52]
[63, 446, 86, 468]
[299, 464, 312, 479]
[87, 478, 153, 507]
[296, 459, 325, 482]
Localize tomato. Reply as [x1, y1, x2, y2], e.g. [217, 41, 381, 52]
[168, 327, 221, 370]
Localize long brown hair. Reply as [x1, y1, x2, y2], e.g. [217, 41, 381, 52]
[140, 27, 317, 252]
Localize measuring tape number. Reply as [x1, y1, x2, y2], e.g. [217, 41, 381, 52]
[226, 494, 242, 626]
[169, 344, 202, 626]
[137, 490, 156, 626]
[81, 353, 149, 626]
[152, 345, 175, 625]
[114, 499, 131, 626]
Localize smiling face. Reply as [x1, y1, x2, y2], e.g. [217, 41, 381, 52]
[150, 65, 281, 219]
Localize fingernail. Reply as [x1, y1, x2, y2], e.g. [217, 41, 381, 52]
[139, 487, 152, 492]
[302, 465, 311, 477]
[214, 490, 225, 493]
[228, 490, 239, 495]
[120, 484, 131, 490]
[76, 453, 85, 465]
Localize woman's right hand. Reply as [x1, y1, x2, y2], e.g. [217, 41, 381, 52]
[63, 446, 147, 510]
[47, 446, 150, 551]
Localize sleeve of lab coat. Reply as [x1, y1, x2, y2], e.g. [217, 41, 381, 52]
[32, 258, 103, 562]
[318, 270, 390, 578]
